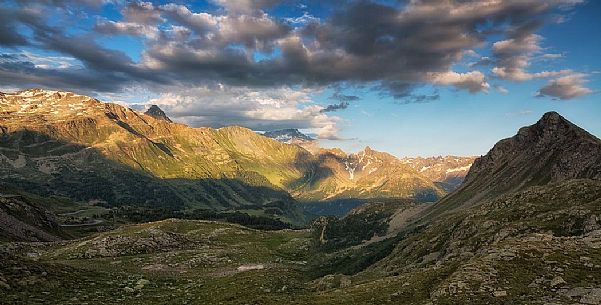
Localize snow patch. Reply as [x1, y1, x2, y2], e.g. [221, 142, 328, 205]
[344, 160, 356, 180]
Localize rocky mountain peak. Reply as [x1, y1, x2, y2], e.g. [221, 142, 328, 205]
[518, 111, 575, 136]
[144, 105, 172, 122]
[433, 111, 601, 214]
[263, 128, 314, 143]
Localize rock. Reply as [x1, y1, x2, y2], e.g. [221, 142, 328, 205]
[340, 276, 352, 288]
[565, 287, 589, 298]
[581, 288, 601, 305]
[550, 276, 566, 287]
[136, 279, 150, 286]
[124, 287, 135, 293]
[493, 290, 507, 297]
[237, 264, 264, 272]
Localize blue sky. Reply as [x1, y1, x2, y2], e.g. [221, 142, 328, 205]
[0, 0, 599, 157]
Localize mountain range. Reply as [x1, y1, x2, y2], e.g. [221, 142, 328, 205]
[0, 89, 474, 223]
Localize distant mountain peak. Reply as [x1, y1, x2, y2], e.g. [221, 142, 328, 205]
[144, 105, 172, 122]
[263, 128, 314, 143]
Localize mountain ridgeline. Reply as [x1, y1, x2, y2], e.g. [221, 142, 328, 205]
[0, 89, 472, 224]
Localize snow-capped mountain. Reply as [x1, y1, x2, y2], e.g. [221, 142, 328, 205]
[263, 128, 319, 153]
[263, 129, 314, 143]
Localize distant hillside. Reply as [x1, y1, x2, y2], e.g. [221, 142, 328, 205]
[293, 147, 445, 202]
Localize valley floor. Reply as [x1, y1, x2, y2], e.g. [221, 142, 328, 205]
[3, 179, 601, 305]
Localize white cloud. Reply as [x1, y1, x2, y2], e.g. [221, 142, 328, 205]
[537, 73, 593, 100]
[428, 71, 489, 93]
[284, 12, 320, 26]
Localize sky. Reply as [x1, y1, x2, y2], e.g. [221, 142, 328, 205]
[0, 0, 600, 157]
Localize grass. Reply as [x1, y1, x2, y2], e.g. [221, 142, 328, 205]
[0, 219, 315, 305]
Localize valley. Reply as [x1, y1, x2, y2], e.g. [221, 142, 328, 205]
[1, 89, 601, 304]
[1, 0, 599, 303]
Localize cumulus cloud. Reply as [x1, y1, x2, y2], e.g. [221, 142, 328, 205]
[95, 20, 159, 39]
[122, 1, 164, 25]
[537, 73, 593, 100]
[0, 0, 592, 138]
[428, 71, 490, 93]
[490, 21, 576, 82]
[210, 0, 281, 14]
[1, 0, 586, 95]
